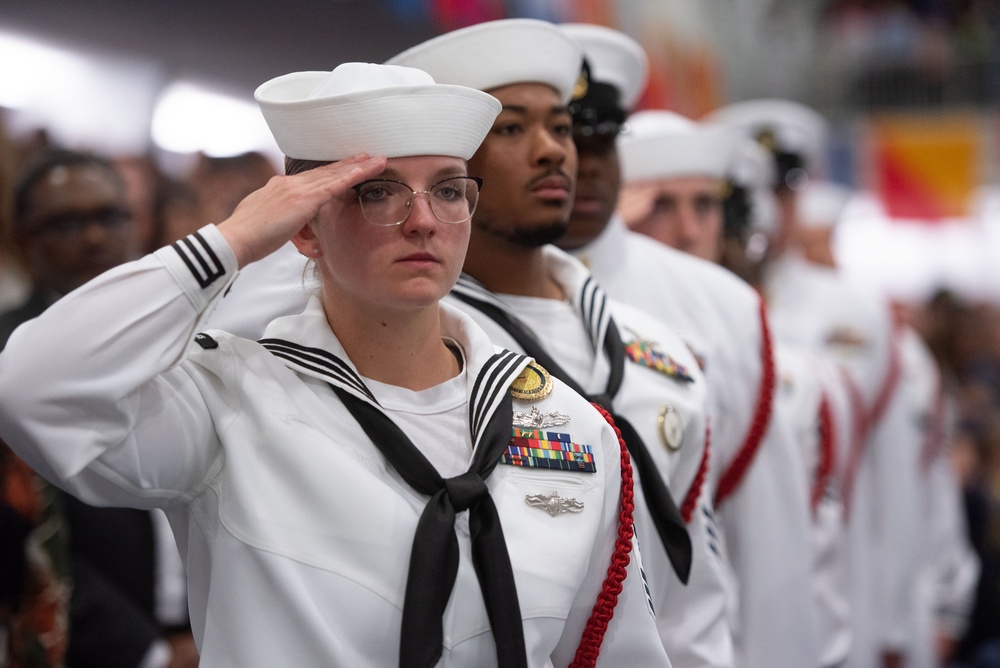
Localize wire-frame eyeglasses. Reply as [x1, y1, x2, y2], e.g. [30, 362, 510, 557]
[351, 176, 483, 227]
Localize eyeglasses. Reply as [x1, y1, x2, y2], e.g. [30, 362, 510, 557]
[26, 207, 132, 238]
[571, 118, 626, 157]
[351, 176, 482, 227]
[572, 120, 624, 139]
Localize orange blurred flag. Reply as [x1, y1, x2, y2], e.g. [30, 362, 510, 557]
[869, 113, 979, 220]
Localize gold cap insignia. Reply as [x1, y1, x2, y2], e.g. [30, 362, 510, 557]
[755, 128, 778, 152]
[572, 72, 588, 100]
[510, 361, 554, 402]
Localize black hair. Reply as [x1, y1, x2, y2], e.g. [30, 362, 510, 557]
[722, 182, 753, 242]
[13, 150, 124, 229]
[753, 128, 807, 192]
[773, 151, 808, 191]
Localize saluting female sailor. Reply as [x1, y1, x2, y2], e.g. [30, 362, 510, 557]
[0, 63, 670, 667]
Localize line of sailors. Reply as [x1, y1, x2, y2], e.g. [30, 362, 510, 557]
[2, 16, 979, 668]
[220, 18, 980, 668]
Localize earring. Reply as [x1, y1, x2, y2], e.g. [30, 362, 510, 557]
[312, 248, 320, 255]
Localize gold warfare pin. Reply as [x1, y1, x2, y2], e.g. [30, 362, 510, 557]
[510, 361, 554, 402]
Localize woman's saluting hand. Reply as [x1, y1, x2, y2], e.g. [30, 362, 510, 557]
[217, 153, 387, 268]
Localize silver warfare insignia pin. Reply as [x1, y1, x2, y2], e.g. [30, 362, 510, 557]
[512, 406, 571, 429]
[525, 491, 584, 517]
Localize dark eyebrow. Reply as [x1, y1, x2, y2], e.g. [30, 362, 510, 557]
[499, 105, 528, 115]
[498, 104, 572, 117]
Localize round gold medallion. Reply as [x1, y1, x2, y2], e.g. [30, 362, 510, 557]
[657, 405, 684, 452]
[510, 362, 553, 402]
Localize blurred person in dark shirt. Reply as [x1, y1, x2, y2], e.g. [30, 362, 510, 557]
[950, 417, 1000, 668]
[0, 150, 197, 668]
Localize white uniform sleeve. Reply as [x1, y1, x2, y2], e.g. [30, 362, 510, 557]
[205, 241, 311, 339]
[551, 417, 671, 667]
[0, 226, 239, 509]
[719, 393, 818, 668]
[869, 368, 925, 652]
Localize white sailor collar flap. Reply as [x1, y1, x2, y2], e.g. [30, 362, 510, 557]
[452, 250, 613, 360]
[256, 297, 531, 450]
[541, 246, 613, 357]
[451, 248, 616, 393]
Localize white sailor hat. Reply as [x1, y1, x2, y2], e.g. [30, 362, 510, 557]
[255, 62, 501, 161]
[725, 136, 779, 234]
[558, 23, 648, 111]
[798, 180, 853, 229]
[727, 135, 778, 190]
[705, 99, 829, 175]
[386, 19, 583, 102]
[618, 110, 738, 184]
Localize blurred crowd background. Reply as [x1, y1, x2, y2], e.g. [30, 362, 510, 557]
[3, 0, 1000, 663]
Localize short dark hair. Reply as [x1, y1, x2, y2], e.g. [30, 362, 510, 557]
[13, 150, 124, 230]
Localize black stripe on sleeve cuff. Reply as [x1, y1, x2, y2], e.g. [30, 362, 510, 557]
[171, 231, 226, 289]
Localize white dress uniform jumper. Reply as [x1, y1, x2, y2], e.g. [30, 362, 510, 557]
[572, 215, 819, 668]
[0, 226, 673, 667]
[445, 245, 735, 668]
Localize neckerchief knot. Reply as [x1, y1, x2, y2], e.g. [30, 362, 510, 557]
[445, 470, 490, 512]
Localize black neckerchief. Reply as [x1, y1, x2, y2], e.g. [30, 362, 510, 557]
[450, 274, 693, 583]
[261, 339, 530, 667]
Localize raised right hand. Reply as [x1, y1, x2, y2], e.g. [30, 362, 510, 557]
[616, 182, 663, 231]
[216, 153, 387, 268]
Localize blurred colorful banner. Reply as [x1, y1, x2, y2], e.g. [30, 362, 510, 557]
[379, 0, 724, 121]
[385, 0, 614, 30]
[378, 0, 722, 117]
[868, 114, 979, 221]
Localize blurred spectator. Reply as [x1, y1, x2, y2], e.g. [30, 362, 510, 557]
[153, 179, 201, 247]
[0, 113, 30, 314]
[1, 443, 69, 668]
[150, 152, 277, 249]
[189, 152, 276, 232]
[950, 418, 1000, 667]
[0, 150, 196, 668]
[910, 289, 1000, 666]
[114, 155, 164, 256]
[822, 0, 1000, 109]
[915, 288, 966, 379]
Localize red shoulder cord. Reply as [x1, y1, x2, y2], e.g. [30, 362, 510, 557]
[839, 369, 869, 520]
[569, 403, 636, 668]
[919, 378, 945, 474]
[842, 309, 904, 519]
[681, 419, 711, 523]
[811, 393, 836, 515]
[868, 308, 905, 427]
[714, 298, 776, 507]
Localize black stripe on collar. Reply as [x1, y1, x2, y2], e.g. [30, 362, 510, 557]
[260, 338, 375, 403]
[579, 277, 608, 351]
[470, 350, 526, 441]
